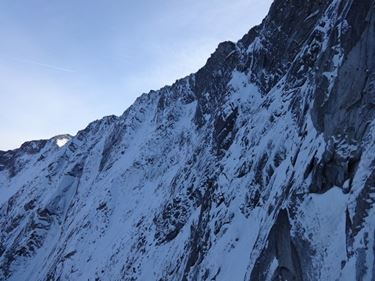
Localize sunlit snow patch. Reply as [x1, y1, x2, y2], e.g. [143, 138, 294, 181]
[56, 137, 69, 147]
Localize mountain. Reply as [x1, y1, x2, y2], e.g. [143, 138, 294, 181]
[1, 0, 375, 280]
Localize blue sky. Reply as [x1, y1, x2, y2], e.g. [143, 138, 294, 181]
[0, 0, 272, 150]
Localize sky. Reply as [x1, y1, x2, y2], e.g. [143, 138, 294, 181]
[0, 0, 272, 150]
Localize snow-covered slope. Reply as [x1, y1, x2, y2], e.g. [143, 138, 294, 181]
[1, 0, 375, 280]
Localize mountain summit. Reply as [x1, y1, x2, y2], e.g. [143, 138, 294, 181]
[1, 0, 374, 280]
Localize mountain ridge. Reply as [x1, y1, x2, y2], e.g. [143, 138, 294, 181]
[1, 0, 374, 280]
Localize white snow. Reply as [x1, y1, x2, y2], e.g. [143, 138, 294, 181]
[56, 137, 69, 147]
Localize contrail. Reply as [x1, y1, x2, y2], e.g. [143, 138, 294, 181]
[12, 58, 75, 73]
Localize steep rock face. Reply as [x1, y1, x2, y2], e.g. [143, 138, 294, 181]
[0, 0, 375, 280]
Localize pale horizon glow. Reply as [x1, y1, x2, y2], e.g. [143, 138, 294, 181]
[0, 0, 272, 150]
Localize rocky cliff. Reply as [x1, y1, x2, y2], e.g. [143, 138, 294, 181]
[0, 0, 374, 280]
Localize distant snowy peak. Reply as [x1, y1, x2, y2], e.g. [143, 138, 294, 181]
[53, 135, 72, 148]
